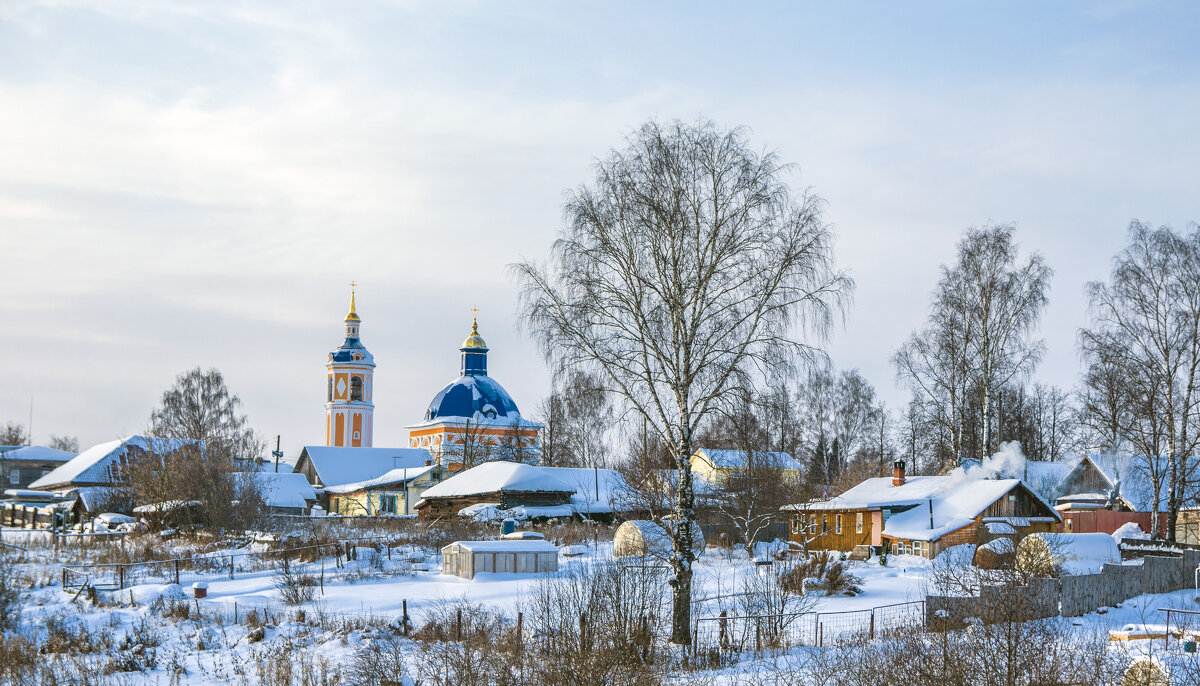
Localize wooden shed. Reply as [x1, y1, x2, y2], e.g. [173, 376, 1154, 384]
[440, 540, 559, 580]
[613, 520, 705, 559]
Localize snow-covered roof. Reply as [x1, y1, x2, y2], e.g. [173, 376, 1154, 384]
[323, 466, 437, 495]
[29, 436, 195, 490]
[882, 479, 1029, 541]
[236, 472, 317, 509]
[420, 462, 630, 514]
[789, 475, 950, 511]
[2, 446, 76, 462]
[421, 462, 575, 498]
[443, 539, 558, 553]
[1079, 454, 1171, 512]
[132, 499, 204, 514]
[694, 448, 802, 471]
[298, 446, 432, 489]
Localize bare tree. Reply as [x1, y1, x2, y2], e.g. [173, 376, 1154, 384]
[149, 367, 263, 461]
[895, 224, 1051, 465]
[1080, 220, 1200, 541]
[0, 422, 26, 446]
[515, 119, 851, 643]
[47, 435, 79, 453]
[447, 418, 496, 470]
[536, 371, 614, 468]
[145, 367, 265, 532]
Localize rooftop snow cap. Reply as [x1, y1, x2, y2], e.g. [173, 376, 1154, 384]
[893, 460, 906, 487]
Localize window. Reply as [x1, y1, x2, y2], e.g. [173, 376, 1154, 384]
[8, 470, 17, 485]
[856, 512, 864, 534]
[912, 541, 924, 557]
[835, 514, 842, 534]
[791, 516, 801, 535]
[350, 377, 364, 401]
[327, 376, 333, 402]
[379, 495, 396, 514]
[822, 516, 828, 533]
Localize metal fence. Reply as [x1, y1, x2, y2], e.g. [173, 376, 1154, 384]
[692, 601, 925, 664]
[61, 536, 426, 592]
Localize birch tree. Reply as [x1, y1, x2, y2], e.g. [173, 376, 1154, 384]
[1080, 221, 1200, 541]
[515, 119, 851, 644]
[895, 225, 1050, 465]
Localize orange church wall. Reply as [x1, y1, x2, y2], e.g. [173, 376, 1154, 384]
[352, 413, 363, 447]
[335, 413, 345, 447]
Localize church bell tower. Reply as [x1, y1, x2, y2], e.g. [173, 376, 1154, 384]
[325, 284, 375, 447]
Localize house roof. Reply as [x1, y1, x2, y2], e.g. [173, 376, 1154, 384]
[29, 436, 194, 490]
[788, 475, 950, 511]
[2, 446, 76, 463]
[297, 446, 432, 489]
[1061, 454, 1172, 512]
[880, 479, 1059, 542]
[419, 462, 630, 514]
[443, 539, 558, 553]
[237, 472, 317, 509]
[694, 448, 802, 470]
[323, 465, 438, 495]
[421, 462, 574, 498]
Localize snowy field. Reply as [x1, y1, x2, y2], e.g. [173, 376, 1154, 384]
[2, 526, 1198, 684]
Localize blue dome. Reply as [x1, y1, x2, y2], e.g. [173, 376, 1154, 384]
[424, 374, 521, 422]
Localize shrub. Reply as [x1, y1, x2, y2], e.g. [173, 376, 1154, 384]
[821, 561, 863, 596]
[0, 553, 24, 631]
[275, 562, 318, 605]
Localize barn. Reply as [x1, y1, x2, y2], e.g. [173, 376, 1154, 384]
[440, 539, 559, 579]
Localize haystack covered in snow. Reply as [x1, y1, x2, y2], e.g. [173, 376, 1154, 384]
[613, 520, 704, 559]
[440, 539, 558, 579]
[1016, 532, 1120, 576]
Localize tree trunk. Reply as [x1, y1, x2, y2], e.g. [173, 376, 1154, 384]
[670, 436, 696, 645]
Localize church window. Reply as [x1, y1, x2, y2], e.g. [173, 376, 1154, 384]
[327, 376, 333, 402]
[350, 377, 363, 401]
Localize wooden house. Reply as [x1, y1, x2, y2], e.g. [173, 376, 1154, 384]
[690, 448, 802, 488]
[786, 461, 1060, 559]
[1055, 455, 1172, 537]
[325, 463, 448, 516]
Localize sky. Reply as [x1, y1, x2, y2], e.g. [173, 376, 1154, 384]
[1, 1, 1197, 457]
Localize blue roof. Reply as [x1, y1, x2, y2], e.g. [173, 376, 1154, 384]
[423, 374, 521, 422]
[330, 337, 374, 364]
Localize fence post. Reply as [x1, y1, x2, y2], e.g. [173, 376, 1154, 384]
[817, 618, 823, 647]
[516, 611, 522, 646]
[456, 608, 462, 641]
[869, 610, 875, 640]
[62, 567, 67, 588]
[174, 559, 180, 585]
[119, 564, 126, 589]
[229, 555, 234, 580]
[403, 599, 410, 636]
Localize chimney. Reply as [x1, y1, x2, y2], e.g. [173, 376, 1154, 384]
[425, 459, 432, 467]
[892, 460, 906, 487]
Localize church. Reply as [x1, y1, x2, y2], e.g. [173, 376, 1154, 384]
[295, 288, 543, 504]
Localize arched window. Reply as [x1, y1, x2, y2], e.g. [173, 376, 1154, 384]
[350, 376, 363, 401]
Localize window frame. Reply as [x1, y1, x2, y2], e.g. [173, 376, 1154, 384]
[856, 512, 864, 534]
[835, 514, 842, 534]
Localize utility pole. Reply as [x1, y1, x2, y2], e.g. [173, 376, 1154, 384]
[272, 435, 283, 473]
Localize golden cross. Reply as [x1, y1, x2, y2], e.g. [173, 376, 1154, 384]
[349, 280, 357, 292]
[471, 305, 479, 318]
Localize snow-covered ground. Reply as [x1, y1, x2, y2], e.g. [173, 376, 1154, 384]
[3, 528, 1198, 684]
